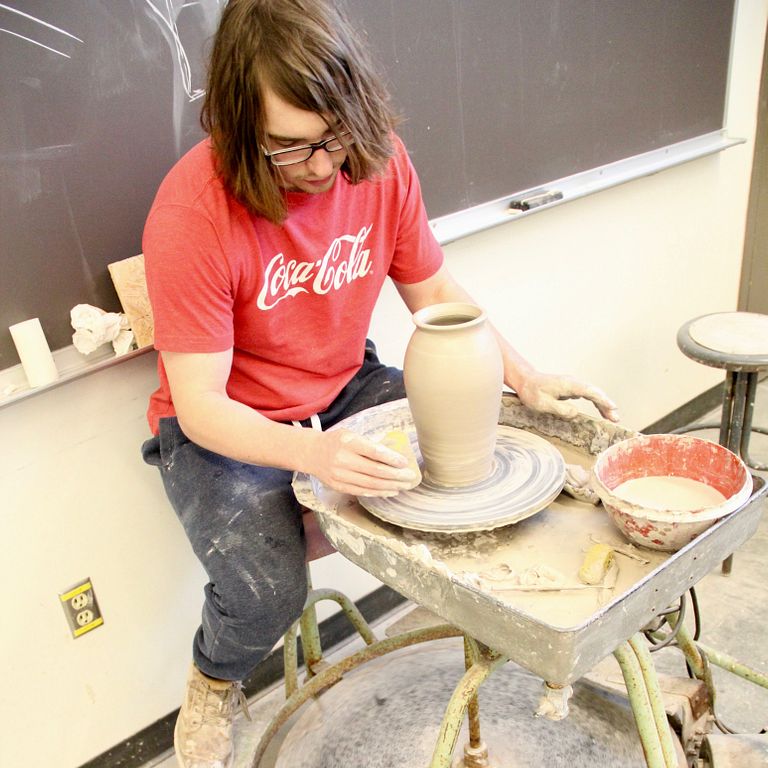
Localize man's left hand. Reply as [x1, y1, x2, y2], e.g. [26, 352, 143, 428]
[515, 372, 620, 422]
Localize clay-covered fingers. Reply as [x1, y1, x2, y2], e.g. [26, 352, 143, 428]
[537, 396, 580, 420]
[553, 379, 620, 422]
[516, 375, 576, 417]
[574, 383, 620, 422]
[518, 374, 620, 422]
[316, 430, 421, 497]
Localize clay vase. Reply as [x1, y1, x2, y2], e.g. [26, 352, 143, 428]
[403, 302, 503, 487]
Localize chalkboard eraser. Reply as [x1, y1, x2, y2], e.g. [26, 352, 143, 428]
[509, 190, 563, 211]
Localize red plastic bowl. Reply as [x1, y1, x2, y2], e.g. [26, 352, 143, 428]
[592, 434, 750, 551]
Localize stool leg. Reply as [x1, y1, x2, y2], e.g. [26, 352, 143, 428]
[718, 372, 737, 449]
[721, 372, 749, 575]
[283, 620, 300, 698]
[299, 600, 324, 678]
[298, 565, 325, 678]
[740, 373, 768, 471]
[728, 372, 749, 455]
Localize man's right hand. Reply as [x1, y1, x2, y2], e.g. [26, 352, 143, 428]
[309, 428, 421, 497]
[161, 349, 419, 497]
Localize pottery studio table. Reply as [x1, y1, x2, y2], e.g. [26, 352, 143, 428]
[256, 396, 768, 768]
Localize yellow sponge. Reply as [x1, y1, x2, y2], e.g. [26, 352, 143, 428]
[380, 430, 422, 489]
[578, 543, 614, 585]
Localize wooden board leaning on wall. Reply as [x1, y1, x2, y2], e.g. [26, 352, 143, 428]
[108, 254, 154, 349]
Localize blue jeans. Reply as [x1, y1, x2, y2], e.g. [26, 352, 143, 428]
[141, 342, 404, 681]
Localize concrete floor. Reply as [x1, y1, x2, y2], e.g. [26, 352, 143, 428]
[148, 382, 768, 768]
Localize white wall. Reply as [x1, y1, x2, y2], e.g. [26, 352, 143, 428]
[1, 3, 766, 766]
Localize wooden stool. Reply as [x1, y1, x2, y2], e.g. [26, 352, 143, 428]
[676, 311, 768, 573]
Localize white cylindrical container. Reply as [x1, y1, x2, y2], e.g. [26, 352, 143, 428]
[9, 318, 59, 388]
[404, 302, 503, 487]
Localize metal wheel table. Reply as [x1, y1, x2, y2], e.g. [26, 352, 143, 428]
[252, 397, 768, 768]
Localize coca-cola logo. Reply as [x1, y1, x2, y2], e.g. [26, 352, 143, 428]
[257, 225, 373, 310]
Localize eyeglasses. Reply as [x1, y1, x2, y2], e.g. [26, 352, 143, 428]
[262, 131, 353, 166]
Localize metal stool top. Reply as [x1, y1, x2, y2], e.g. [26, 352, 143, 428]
[677, 312, 768, 372]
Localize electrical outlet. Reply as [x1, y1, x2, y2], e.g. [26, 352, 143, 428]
[59, 578, 103, 638]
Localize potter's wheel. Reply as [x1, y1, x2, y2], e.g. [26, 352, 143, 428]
[359, 424, 566, 533]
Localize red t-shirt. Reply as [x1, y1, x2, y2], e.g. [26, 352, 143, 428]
[142, 135, 443, 434]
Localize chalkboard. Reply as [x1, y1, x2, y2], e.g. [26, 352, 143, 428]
[0, 0, 221, 368]
[0, 0, 735, 368]
[368, 0, 735, 217]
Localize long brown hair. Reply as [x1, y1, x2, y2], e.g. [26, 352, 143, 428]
[201, 0, 400, 223]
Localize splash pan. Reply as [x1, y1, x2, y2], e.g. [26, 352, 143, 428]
[294, 396, 767, 683]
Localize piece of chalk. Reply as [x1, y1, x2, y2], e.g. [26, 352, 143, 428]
[509, 190, 564, 211]
[9, 318, 59, 388]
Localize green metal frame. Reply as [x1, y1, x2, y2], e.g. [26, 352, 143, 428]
[429, 637, 507, 768]
[666, 613, 768, 725]
[613, 636, 680, 768]
[249, 567, 464, 768]
[251, 584, 768, 768]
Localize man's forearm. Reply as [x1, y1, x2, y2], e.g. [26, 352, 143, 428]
[492, 330, 536, 393]
[174, 391, 320, 473]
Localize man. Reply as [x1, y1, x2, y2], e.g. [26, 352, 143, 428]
[141, 1, 619, 766]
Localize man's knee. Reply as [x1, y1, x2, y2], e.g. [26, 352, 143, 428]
[201, 564, 308, 640]
[195, 574, 308, 679]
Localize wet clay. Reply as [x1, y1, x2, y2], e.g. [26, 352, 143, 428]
[404, 302, 503, 487]
[358, 425, 565, 532]
[613, 476, 726, 510]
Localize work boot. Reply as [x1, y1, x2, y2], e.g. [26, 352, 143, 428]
[174, 663, 250, 768]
